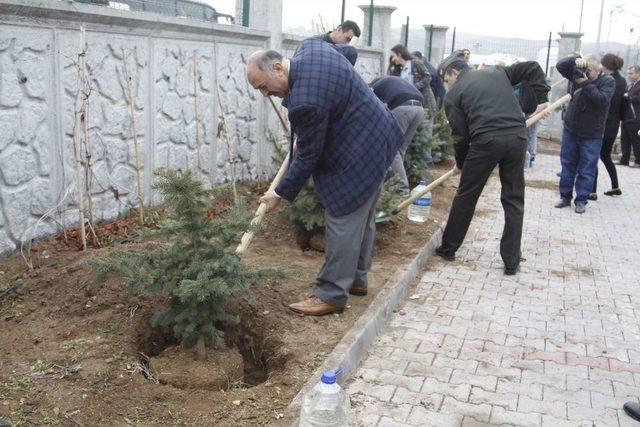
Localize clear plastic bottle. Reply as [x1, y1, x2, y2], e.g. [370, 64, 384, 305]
[299, 370, 350, 427]
[524, 150, 532, 169]
[408, 180, 431, 222]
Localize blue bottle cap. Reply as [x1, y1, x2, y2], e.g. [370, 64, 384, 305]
[419, 179, 427, 185]
[321, 370, 337, 384]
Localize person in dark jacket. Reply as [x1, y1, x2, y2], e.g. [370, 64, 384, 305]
[412, 51, 446, 108]
[434, 53, 549, 275]
[555, 55, 615, 213]
[315, 20, 361, 45]
[591, 54, 626, 197]
[620, 65, 640, 165]
[370, 76, 425, 194]
[246, 40, 402, 316]
[389, 44, 437, 117]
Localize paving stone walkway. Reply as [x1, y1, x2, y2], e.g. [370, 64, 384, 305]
[347, 153, 640, 426]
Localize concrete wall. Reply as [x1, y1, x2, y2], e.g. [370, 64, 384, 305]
[0, 0, 383, 255]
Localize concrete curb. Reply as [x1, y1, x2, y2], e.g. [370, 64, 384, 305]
[287, 219, 446, 421]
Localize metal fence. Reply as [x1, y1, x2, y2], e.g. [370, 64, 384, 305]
[75, 0, 234, 23]
[447, 29, 559, 77]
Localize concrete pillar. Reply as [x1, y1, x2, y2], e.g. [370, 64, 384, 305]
[423, 25, 449, 67]
[358, 4, 396, 71]
[234, 0, 283, 50]
[540, 31, 583, 141]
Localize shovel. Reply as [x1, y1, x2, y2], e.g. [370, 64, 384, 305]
[236, 96, 295, 255]
[376, 93, 572, 223]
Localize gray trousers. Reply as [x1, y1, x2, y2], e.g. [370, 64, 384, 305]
[314, 184, 382, 308]
[389, 105, 427, 192]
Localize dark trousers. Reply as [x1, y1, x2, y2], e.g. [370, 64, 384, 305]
[620, 120, 640, 164]
[592, 132, 620, 192]
[439, 132, 527, 270]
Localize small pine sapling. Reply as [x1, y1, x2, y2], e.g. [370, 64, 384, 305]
[91, 169, 282, 360]
[376, 175, 404, 219]
[268, 132, 325, 232]
[430, 110, 454, 163]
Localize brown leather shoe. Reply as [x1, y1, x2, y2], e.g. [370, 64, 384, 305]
[288, 296, 343, 316]
[349, 284, 368, 296]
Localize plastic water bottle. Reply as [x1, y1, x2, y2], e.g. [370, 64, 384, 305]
[524, 151, 532, 169]
[299, 370, 350, 427]
[408, 180, 431, 222]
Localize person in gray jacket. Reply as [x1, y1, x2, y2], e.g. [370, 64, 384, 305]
[370, 76, 425, 194]
[434, 53, 549, 275]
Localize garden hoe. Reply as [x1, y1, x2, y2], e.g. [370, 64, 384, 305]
[236, 96, 295, 255]
[375, 93, 572, 223]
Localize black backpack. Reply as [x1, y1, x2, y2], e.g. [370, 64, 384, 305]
[513, 81, 538, 115]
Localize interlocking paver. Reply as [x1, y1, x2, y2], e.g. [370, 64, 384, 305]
[348, 154, 640, 425]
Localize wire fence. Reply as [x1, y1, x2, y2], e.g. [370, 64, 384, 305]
[446, 30, 559, 77]
[74, 0, 234, 24]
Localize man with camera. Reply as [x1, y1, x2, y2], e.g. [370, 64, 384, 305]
[555, 55, 615, 214]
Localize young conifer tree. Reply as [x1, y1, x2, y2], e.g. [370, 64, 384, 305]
[92, 169, 281, 360]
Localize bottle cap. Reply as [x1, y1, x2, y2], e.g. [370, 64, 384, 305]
[419, 179, 427, 185]
[321, 370, 337, 384]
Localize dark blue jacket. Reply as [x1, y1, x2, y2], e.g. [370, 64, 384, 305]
[276, 38, 403, 217]
[422, 59, 446, 107]
[556, 56, 615, 139]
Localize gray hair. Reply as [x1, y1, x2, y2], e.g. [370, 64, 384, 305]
[583, 55, 601, 70]
[630, 65, 640, 73]
[254, 50, 283, 72]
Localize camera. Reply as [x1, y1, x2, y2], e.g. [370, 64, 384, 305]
[571, 65, 587, 80]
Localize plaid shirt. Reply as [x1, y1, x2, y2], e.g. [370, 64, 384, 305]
[276, 38, 402, 217]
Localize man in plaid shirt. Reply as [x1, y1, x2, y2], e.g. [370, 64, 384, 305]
[247, 38, 402, 316]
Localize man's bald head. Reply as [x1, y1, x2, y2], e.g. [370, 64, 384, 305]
[247, 50, 289, 98]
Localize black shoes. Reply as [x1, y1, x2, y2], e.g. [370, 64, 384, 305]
[575, 203, 586, 214]
[604, 188, 622, 196]
[587, 193, 598, 201]
[623, 401, 640, 422]
[554, 199, 571, 208]
[435, 247, 455, 261]
[504, 267, 518, 276]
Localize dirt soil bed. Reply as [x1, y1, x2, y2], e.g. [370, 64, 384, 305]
[0, 160, 454, 426]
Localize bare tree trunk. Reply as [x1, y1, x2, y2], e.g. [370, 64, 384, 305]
[195, 335, 206, 361]
[73, 26, 88, 251]
[193, 53, 203, 180]
[80, 36, 98, 246]
[216, 88, 238, 205]
[121, 47, 145, 225]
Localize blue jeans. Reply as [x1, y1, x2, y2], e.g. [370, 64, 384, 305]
[559, 129, 602, 203]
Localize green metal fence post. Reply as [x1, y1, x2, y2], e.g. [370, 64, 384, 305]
[367, 0, 374, 47]
[242, 0, 250, 27]
[404, 16, 409, 46]
[545, 31, 552, 77]
[427, 24, 433, 61]
[451, 26, 456, 53]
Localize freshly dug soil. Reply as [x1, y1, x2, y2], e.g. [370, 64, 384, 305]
[149, 346, 244, 391]
[0, 160, 455, 426]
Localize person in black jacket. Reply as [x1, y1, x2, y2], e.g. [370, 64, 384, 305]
[412, 51, 446, 108]
[370, 76, 425, 194]
[591, 54, 627, 198]
[434, 53, 550, 275]
[389, 44, 437, 118]
[555, 55, 615, 213]
[315, 20, 361, 45]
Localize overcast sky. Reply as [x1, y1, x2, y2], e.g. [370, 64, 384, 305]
[210, 0, 640, 44]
